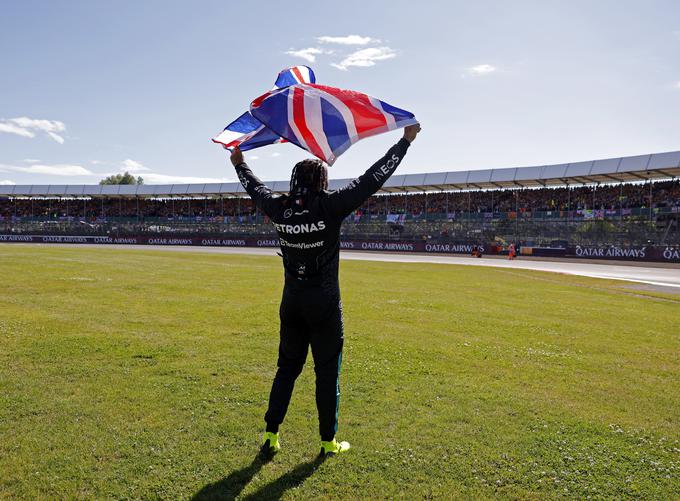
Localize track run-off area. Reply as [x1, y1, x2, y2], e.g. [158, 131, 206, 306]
[6, 243, 679, 292]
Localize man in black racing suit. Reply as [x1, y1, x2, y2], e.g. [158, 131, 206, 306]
[230, 124, 421, 457]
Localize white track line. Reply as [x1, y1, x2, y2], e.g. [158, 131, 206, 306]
[337, 251, 680, 289]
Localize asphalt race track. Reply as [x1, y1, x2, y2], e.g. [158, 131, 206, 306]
[7, 243, 679, 293]
[338, 251, 680, 291]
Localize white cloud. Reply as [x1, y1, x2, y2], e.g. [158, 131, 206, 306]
[331, 47, 396, 70]
[467, 64, 497, 75]
[142, 173, 233, 184]
[675, 81, 680, 89]
[285, 47, 324, 63]
[47, 132, 65, 144]
[0, 163, 93, 176]
[0, 122, 35, 138]
[23, 158, 40, 163]
[317, 35, 376, 45]
[0, 180, 15, 185]
[0, 117, 66, 143]
[121, 158, 150, 172]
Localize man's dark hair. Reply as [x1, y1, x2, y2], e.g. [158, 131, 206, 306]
[289, 159, 328, 196]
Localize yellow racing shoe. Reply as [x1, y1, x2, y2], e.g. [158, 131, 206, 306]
[260, 432, 281, 458]
[319, 438, 351, 457]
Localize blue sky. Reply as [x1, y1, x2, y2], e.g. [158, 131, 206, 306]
[1, 0, 679, 186]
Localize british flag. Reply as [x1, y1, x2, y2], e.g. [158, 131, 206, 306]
[212, 66, 316, 151]
[250, 83, 417, 165]
[213, 66, 417, 165]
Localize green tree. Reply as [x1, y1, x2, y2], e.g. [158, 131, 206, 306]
[99, 172, 144, 185]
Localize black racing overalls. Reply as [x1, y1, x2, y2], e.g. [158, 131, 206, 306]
[234, 138, 411, 440]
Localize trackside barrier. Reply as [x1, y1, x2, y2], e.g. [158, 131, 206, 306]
[566, 245, 680, 262]
[1, 235, 679, 263]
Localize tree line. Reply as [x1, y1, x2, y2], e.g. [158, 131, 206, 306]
[99, 172, 144, 185]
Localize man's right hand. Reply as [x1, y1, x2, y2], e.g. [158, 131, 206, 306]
[230, 145, 244, 167]
[403, 123, 421, 143]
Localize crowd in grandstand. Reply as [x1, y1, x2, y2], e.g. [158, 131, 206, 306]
[355, 180, 680, 217]
[1, 180, 678, 223]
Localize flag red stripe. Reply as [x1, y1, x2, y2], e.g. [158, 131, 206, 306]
[251, 90, 272, 109]
[292, 87, 326, 161]
[291, 66, 305, 83]
[309, 84, 387, 137]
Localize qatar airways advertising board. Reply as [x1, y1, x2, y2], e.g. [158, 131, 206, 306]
[1, 235, 678, 262]
[567, 245, 680, 262]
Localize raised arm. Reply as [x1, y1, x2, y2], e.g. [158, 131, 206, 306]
[325, 124, 421, 220]
[230, 146, 280, 218]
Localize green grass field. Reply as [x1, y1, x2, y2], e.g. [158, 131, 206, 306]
[1, 245, 678, 500]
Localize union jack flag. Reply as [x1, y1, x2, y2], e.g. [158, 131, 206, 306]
[213, 66, 417, 165]
[212, 66, 316, 151]
[250, 83, 417, 165]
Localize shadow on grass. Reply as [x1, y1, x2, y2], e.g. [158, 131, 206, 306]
[192, 454, 324, 501]
[242, 455, 324, 501]
[192, 454, 266, 501]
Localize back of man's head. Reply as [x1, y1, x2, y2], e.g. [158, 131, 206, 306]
[289, 159, 328, 196]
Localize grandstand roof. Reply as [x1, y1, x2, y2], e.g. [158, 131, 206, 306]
[2, 150, 679, 197]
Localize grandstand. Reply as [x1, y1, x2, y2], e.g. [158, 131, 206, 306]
[1, 150, 679, 260]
